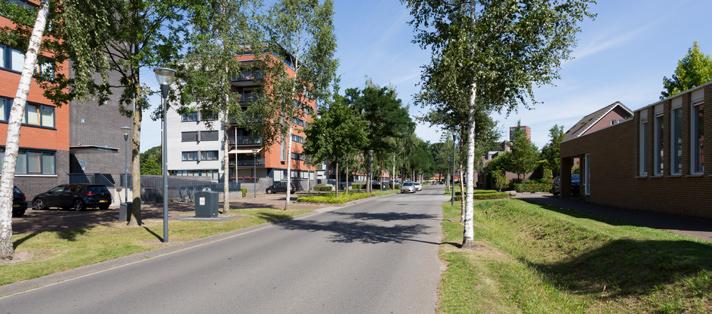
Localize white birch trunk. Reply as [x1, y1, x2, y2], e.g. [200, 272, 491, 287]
[222, 112, 230, 214]
[0, 0, 49, 259]
[463, 82, 477, 249]
[284, 124, 293, 210]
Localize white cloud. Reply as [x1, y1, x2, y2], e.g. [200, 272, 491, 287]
[569, 22, 655, 63]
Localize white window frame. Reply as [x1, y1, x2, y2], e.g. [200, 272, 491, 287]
[670, 98, 683, 176]
[653, 105, 664, 176]
[690, 101, 704, 175]
[639, 110, 649, 177]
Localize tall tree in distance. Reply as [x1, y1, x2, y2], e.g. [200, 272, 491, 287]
[541, 124, 564, 176]
[264, 0, 338, 210]
[0, 0, 50, 260]
[509, 122, 539, 180]
[661, 42, 712, 98]
[405, 0, 594, 249]
[303, 97, 368, 197]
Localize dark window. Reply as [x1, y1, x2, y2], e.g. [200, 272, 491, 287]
[654, 114, 664, 176]
[671, 107, 683, 175]
[182, 151, 199, 161]
[200, 131, 219, 141]
[201, 110, 217, 121]
[181, 112, 199, 122]
[0, 148, 56, 175]
[181, 131, 198, 142]
[691, 103, 704, 173]
[200, 150, 219, 161]
[291, 135, 304, 144]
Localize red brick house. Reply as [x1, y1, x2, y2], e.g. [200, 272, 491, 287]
[560, 83, 711, 218]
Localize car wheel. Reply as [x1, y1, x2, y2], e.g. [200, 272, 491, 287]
[99, 204, 110, 210]
[73, 199, 85, 211]
[12, 209, 25, 217]
[32, 199, 46, 210]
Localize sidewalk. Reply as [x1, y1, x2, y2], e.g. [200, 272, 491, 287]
[514, 193, 712, 241]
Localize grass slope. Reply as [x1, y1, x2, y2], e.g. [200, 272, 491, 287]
[438, 199, 712, 313]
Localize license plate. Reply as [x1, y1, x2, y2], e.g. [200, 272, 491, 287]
[13, 204, 19, 208]
[99, 200, 108, 203]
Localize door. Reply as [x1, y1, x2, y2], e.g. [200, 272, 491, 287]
[583, 154, 591, 196]
[44, 185, 66, 207]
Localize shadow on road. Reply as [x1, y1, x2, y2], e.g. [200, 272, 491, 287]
[332, 211, 436, 222]
[258, 212, 439, 245]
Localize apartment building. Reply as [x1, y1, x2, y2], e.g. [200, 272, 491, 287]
[166, 53, 317, 192]
[560, 83, 711, 218]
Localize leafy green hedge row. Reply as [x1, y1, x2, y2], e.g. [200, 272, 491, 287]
[513, 182, 551, 193]
[451, 190, 510, 201]
[298, 192, 374, 204]
[313, 184, 333, 192]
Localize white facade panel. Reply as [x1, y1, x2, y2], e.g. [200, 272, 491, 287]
[166, 105, 225, 178]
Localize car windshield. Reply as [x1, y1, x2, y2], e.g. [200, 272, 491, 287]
[404, 182, 413, 186]
[13, 186, 22, 194]
[88, 185, 108, 193]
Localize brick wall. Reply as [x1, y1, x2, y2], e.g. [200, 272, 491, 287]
[561, 85, 711, 218]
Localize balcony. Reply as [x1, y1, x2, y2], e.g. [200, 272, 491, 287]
[232, 158, 265, 167]
[232, 70, 264, 86]
[231, 136, 262, 147]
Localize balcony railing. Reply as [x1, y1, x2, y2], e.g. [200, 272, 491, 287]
[232, 70, 264, 83]
[232, 158, 265, 167]
[231, 136, 262, 147]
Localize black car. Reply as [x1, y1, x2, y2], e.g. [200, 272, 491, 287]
[12, 186, 27, 217]
[265, 181, 297, 194]
[552, 174, 581, 196]
[371, 180, 382, 190]
[32, 184, 112, 211]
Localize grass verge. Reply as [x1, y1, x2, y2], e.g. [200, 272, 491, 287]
[1, 207, 312, 286]
[438, 199, 712, 313]
[297, 190, 396, 204]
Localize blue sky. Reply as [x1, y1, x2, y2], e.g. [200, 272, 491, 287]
[140, 0, 712, 150]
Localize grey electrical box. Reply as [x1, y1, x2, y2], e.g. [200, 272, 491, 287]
[194, 191, 219, 218]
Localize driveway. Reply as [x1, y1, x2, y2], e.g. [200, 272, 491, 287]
[1, 186, 446, 314]
[516, 193, 712, 242]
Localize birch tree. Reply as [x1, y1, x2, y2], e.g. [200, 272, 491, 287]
[264, 0, 337, 210]
[406, 0, 593, 248]
[0, 0, 50, 260]
[178, 0, 261, 214]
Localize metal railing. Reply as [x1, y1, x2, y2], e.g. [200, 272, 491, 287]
[234, 158, 265, 167]
[232, 136, 262, 146]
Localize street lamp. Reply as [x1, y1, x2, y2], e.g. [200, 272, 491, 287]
[154, 67, 176, 243]
[121, 126, 131, 207]
[252, 148, 261, 198]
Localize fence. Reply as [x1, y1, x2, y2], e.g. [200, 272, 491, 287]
[139, 175, 241, 204]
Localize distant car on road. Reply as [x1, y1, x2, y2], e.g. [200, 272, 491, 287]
[414, 182, 423, 191]
[552, 174, 581, 196]
[266, 181, 297, 194]
[12, 186, 27, 217]
[401, 181, 416, 193]
[32, 184, 112, 211]
[371, 180, 382, 190]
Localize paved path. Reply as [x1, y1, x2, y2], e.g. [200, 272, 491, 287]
[1, 186, 446, 314]
[516, 193, 712, 241]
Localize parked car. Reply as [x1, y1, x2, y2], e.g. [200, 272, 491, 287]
[371, 180, 382, 190]
[414, 182, 423, 191]
[12, 186, 27, 217]
[32, 184, 112, 211]
[401, 181, 416, 193]
[266, 181, 297, 194]
[551, 174, 581, 196]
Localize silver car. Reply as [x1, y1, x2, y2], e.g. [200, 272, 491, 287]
[401, 182, 416, 193]
[414, 182, 422, 191]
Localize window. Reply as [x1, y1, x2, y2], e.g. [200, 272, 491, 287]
[653, 113, 664, 176]
[280, 137, 286, 161]
[35, 58, 55, 80]
[181, 131, 198, 142]
[691, 103, 704, 174]
[671, 107, 683, 175]
[293, 117, 306, 127]
[639, 111, 648, 176]
[291, 153, 302, 161]
[200, 150, 219, 161]
[0, 97, 9, 121]
[182, 151, 199, 161]
[291, 135, 304, 144]
[200, 130, 218, 141]
[181, 112, 198, 122]
[201, 111, 217, 121]
[40, 105, 54, 127]
[10, 49, 24, 72]
[26, 104, 39, 125]
[1, 149, 56, 175]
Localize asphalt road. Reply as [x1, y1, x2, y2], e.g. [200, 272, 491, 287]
[1, 186, 446, 314]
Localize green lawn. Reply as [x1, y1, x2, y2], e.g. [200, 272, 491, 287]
[297, 190, 396, 204]
[1, 208, 311, 286]
[438, 199, 712, 313]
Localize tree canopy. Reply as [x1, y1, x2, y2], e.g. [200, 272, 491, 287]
[661, 42, 712, 98]
[540, 124, 564, 176]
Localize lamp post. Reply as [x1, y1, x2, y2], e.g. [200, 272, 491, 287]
[121, 126, 131, 205]
[252, 148, 260, 198]
[154, 67, 176, 243]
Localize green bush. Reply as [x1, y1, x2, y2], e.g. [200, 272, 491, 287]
[298, 192, 373, 204]
[514, 181, 551, 193]
[451, 190, 509, 201]
[314, 184, 333, 192]
[350, 183, 365, 190]
[492, 170, 509, 192]
[240, 187, 248, 198]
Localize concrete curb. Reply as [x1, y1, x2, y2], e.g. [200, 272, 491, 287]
[0, 191, 399, 299]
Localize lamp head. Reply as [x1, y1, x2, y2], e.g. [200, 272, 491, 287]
[153, 67, 176, 86]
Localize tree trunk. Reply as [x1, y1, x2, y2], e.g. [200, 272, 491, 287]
[222, 114, 230, 214]
[392, 154, 396, 190]
[380, 160, 385, 192]
[462, 82, 477, 249]
[129, 86, 143, 226]
[284, 124, 293, 210]
[0, 0, 49, 259]
[459, 164, 465, 223]
[345, 162, 349, 194]
[335, 160, 339, 197]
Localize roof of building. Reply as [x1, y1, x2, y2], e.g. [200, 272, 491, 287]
[563, 101, 633, 142]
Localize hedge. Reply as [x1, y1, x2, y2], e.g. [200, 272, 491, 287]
[313, 184, 333, 192]
[513, 181, 551, 193]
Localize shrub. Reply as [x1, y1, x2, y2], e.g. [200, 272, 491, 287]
[514, 181, 551, 193]
[350, 183, 365, 190]
[314, 184, 333, 192]
[240, 187, 248, 198]
[492, 170, 509, 192]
